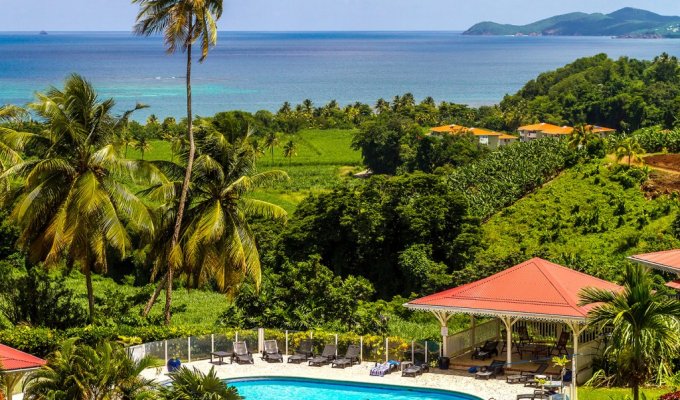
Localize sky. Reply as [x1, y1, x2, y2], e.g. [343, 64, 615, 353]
[1, 0, 679, 31]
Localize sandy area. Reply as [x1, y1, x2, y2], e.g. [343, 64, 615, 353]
[140, 355, 569, 400]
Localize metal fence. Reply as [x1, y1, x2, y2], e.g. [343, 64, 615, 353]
[128, 329, 441, 367]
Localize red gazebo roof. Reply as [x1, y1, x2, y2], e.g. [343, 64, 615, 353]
[666, 280, 680, 291]
[0, 343, 46, 372]
[406, 257, 621, 321]
[628, 250, 680, 275]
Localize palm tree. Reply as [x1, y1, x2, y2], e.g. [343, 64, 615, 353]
[134, 132, 152, 160]
[160, 367, 241, 399]
[140, 127, 288, 315]
[616, 137, 645, 167]
[375, 98, 390, 115]
[23, 339, 156, 400]
[262, 131, 279, 166]
[134, 0, 224, 325]
[579, 264, 680, 400]
[0, 75, 153, 322]
[283, 140, 297, 166]
[568, 124, 595, 149]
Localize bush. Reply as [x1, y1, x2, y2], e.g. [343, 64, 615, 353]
[0, 260, 88, 330]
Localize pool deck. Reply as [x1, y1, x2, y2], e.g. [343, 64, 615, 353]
[140, 355, 568, 400]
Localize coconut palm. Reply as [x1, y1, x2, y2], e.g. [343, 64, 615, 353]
[568, 124, 595, 149]
[133, 0, 224, 325]
[375, 98, 390, 115]
[133, 132, 152, 160]
[283, 140, 297, 166]
[616, 137, 645, 167]
[141, 127, 287, 315]
[160, 367, 241, 400]
[0, 75, 153, 322]
[262, 130, 279, 166]
[23, 339, 156, 400]
[579, 264, 680, 400]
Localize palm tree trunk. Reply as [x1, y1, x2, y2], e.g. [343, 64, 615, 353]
[85, 263, 95, 324]
[164, 20, 196, 325]
[141, 273, 166, 317]
[632, 384, 639, 400]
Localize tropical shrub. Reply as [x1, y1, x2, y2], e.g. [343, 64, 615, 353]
[160, 366, 241, 400]
[23, 338, 156, 400]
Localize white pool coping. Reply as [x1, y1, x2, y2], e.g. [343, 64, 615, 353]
[140, 355, 547, 400]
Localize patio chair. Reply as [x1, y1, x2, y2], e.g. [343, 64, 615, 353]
[261, 339, 283, 362]
[471, 340, 499, 360]
[402, 360, 430, 377]
[475, 359, 505, 379]
[551, 331, 570, 356]
[287, 339, 314, 363]
[370, 361, 399, 377]
[231, 341, 254, 364]
[517, 326, 533, 346]
[506, 363, 548, 384]
[308, 344, 337, 366]
[331, 344, 361, 368]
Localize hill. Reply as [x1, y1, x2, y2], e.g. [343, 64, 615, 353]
[463, 7, 680, 38]
[468, 160, 680, 283]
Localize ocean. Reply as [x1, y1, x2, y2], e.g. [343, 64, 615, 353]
[1, 31, 679, 120]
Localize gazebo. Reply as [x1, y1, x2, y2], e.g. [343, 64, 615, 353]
[629, 249, 680, 291]
[405, 257, 621, 400]
[0, 343, 46, 397]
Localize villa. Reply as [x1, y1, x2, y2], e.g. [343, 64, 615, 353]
[518, 123, 616, 142]
[0, 343, 46, 397]
[430, 124, 518, 149]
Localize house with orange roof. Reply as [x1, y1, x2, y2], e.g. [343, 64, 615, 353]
[518, 122, 616, 142]
[429, 124, 517, 149]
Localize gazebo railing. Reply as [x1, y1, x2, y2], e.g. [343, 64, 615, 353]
[445, 319, 499, 357]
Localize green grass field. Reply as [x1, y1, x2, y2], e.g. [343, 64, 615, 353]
[132, 128, 362, 213]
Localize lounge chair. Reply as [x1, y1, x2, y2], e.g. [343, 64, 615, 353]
[261, 339, 283, 362]
[551, 332, 570, 356]
[370, 361, 399, 377]
[231, 341, 254, 364]
[287, 339, 314, 363]
[471, 340, 499, 360]
[402, 360, 430, 377]
[506, 363, 548, 383]
[516, 389, 551, 400]
[331, 345, 361, 368]
[475, 359, 505, 379]
[308, 344, 337, 366]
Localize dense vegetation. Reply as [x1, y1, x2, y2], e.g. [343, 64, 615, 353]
[2, 53, 680, 399]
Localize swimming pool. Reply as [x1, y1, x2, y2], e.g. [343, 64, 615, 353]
[226, 377, 481, 400]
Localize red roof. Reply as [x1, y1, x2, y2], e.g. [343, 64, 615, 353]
[406, 257, 621, 321]
[666, 280, 680, 290]
[628, 250, 680, 274]
[0, 343, 46, 372]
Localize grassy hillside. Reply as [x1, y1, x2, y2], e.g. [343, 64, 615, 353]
[131, 128, 362, 214]
[476, 160, 680, 280]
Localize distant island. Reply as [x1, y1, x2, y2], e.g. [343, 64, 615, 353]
[463, 7, 680, 38]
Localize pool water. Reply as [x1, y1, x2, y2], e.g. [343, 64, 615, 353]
[227, 377, 481, 400]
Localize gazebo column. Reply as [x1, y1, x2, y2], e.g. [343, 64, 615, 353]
[499, 316, 519, 366]
[431, 310, 453, 357]
[566, 321, 588, 400]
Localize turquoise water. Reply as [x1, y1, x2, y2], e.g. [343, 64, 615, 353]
[227, 377, 481, 400]
[1, 31, 680, 120]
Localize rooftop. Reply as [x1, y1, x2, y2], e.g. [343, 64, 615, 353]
[406, 257, 621, 321]
[628, 249, 680, 274]
[0, 343, 46, 372]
